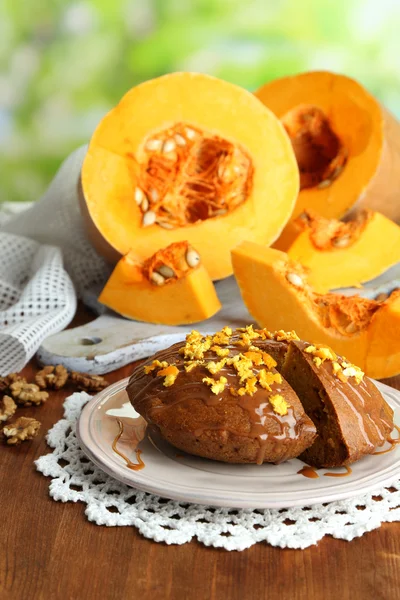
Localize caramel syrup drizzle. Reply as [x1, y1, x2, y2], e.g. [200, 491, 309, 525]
[112, 419, 145, 471]
[298, 424, 400, 478]
[372, 425, 400, 455]
[297, 464, 353, 478]
[323, 465, 352, 478]
[297, 465, 319, 479]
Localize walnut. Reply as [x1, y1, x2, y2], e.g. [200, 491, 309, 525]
[35, 365, 68, 390]
[0, 373, 26, 393]
[3, 416, 41, 445]
[70, 371, 109, 392]
[10, 381, 49, 406]
[0, 395, 17, 422]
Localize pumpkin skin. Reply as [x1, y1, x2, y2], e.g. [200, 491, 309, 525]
[255, 71, 400, 250]
[81, 72, 299, 280]
[231, 241, 400, 378]
[99, 242, 221, 325]
[287, 209, 400, 293]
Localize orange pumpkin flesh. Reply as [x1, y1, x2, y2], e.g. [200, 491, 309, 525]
[255, 71, 400, 249]
[231, 241, 400, 378]
[288, 209, 400, 293]
[99, 242, 221, 325]
[367, 291, 400, 379]
[81, 72, 299, 280]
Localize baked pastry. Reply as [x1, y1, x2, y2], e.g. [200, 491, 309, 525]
[127, 327, 317, 464]
[280, 340, 394, 467]
[127, 326, 394, 467]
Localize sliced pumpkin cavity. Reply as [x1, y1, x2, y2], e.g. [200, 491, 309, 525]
[231, 241, 400, 377]
[288, 209, 400, 293]
[281, 104, 347, 190]
[135, 123, 253, 229]
[144, 241, 201, 286]
[294, 208, 372, 250]
[99, 241, 221, 325]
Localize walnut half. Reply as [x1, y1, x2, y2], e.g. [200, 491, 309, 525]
[3, 416, 41, 445]
[70, 371, 109, 392]
[0, 395, 17, 422]
[0, 373, 26, 393]
[35, 365, 68, 390]
[10, 381, 49, 406]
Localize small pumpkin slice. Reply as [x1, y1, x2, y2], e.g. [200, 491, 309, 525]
[255, 71, 400, 249]
[81, 72, 299, 280]
[232, 242, 400, 377]
[99, 242, 221, 325]
[287, 209, 400, 293]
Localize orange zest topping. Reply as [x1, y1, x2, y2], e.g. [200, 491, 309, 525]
[202, 376, 228, 395]
[306, 345, 364, 384]
[157, 365, 180, 387]
[144, 360, 169, 374]
[269, 394, 290, 416]
[258, 369, 283, 392]
[210, 345, 230, 357]
[144, 327, 291, 400]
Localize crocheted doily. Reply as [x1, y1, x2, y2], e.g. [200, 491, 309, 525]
[36, 393, 400, 551]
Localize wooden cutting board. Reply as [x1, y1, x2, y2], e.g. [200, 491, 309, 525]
[37, 277, 252, 374]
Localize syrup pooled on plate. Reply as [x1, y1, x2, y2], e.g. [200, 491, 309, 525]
[111, 418, 146, 471]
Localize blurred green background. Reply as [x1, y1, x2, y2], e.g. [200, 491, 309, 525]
[1, 0, 399, 203]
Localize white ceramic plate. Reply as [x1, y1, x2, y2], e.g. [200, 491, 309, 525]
[76, 378, 400, 509]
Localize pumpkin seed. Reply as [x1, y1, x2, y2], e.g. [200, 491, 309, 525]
[376, 292, 389, 303]
[214, 208, 228, 216]
[150, 271, 165, 286]
[145, 139, 163, 151]
[149, 188, 159, 202]
[186, 248, 201, 268]
[174, 134, 187, 147]
[163, 139, 176, 153]
[157, 265, 175, 279]
[318, 179, 332, 189]
[157, 221, 174, 229]
[332, 165, 344, 180]
[142, 211, 156, 227]
[134, 188, 145, 205]
[141, 196, 149, 212]
[345, 321, 358, 334]
[286, 272, 304, 288]
[332, 235, 350, 248]
[185, 127, 197, 140]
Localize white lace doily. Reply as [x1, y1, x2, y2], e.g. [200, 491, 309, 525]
[36, 393, 400, 551]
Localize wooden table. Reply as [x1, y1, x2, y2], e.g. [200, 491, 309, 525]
[1, 307, 400, 600]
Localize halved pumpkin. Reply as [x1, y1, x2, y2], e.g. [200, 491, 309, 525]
[255, 71, 400, 249]
[99, 241, 221, 325]
[81, 72, 299, 280]
[287, 209, 400, 293]
[231, 241, 400, 378]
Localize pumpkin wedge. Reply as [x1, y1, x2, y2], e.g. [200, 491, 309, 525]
[367, 290, 400, 379]
[99, 242, 221, 325]
[231, 241, 400, 378]
[81, 72, 299, 280]
[287, 209, 400, 293]
[255, 71, 400, 249]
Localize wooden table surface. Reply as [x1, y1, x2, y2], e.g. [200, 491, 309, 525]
[1, 306, 400, 600]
